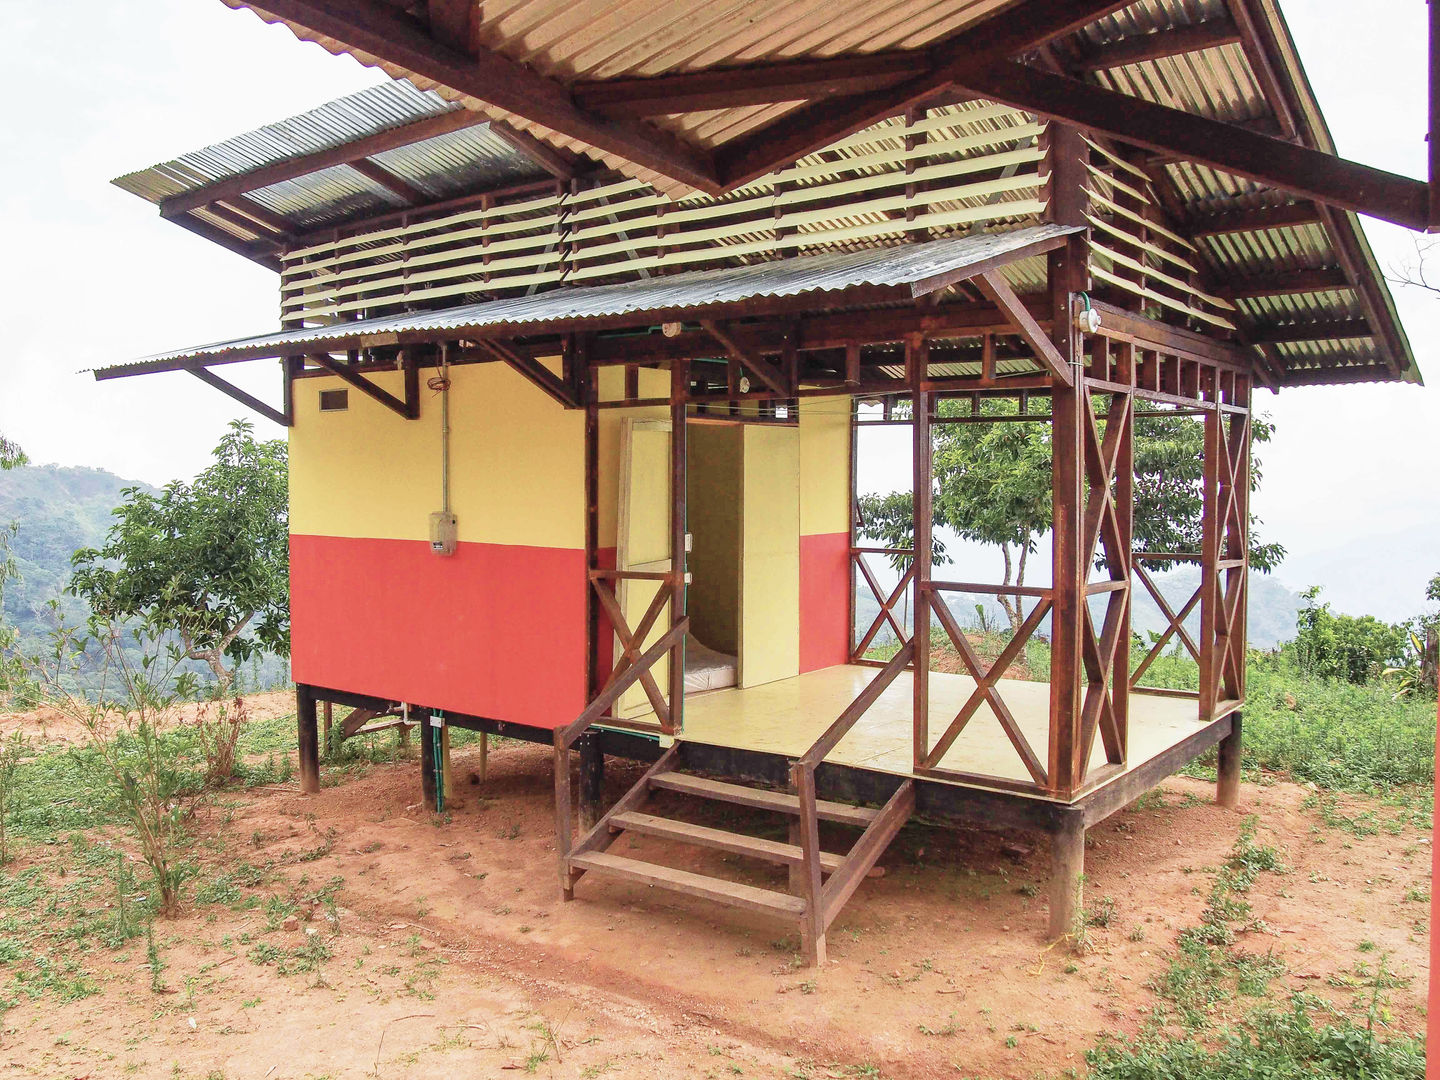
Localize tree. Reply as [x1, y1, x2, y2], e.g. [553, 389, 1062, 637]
[0, 434, 25, 471]
[867, 397, 1284, 635]
[69, 421, 288, 694]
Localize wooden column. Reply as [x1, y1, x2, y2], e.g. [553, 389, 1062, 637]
[1048, 807, 1086, 939]
[419, 709, 439, 812]
[1216, 713, 1243, 808]
[583, 346, 601, 702]
[794, 764, 827, 967]
[1045, 123, 1090, 800]
[909, 338, 932, 768]
[578, 735, 605, 832]
[554, 731, 574, 900]
[296, 684, 320, 795]
[667, 359, 689, 736]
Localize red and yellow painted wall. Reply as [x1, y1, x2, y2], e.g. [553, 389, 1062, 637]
[288, 361, 851, 730]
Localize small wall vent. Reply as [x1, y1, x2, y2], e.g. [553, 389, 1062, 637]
[319, 388, 349, 412]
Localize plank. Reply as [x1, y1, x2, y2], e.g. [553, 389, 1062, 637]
[649, 773, 878, 827]
[610, 812, 845, 872]
[568, 851, 807, 917]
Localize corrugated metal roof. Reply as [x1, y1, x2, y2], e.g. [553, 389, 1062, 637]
[112, 79, 550, 232]
[102, 225, 1081, 373]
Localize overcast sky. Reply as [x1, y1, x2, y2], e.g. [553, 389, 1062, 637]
[1, 0, 1436, 620]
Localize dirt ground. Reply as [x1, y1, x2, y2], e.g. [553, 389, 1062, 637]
[0, 719, 1430, 1079]
[0, 691, 297, 745]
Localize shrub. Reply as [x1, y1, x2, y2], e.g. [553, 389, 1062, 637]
[1293, 587, 1409, 685]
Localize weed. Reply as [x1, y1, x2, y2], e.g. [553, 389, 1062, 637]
[145, 924, 165, 993]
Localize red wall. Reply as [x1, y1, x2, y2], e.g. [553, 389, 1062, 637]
[290, 534, 587, 728]
[799, 532, 851, 672]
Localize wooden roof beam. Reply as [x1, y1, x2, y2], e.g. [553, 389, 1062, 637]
[161, 106, 492, 218]
[348, 158, 428, 204]
[1186, 202, 1323, 236]
[1218, 268, 1351, 299]
[488, 119, 581, 180]
[243, 0, 719, 194]
[573, 52, 930, 116]
[953, 62, 1429, 230]
[1071, 17, 1243, 72]
[1250, 318, 1372, 344]
[714, 0, 1140, 187]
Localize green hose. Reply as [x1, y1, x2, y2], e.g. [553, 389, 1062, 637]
[430, 712, 445, 813]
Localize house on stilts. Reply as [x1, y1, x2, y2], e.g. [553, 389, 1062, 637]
[101, 0, 1426, 965]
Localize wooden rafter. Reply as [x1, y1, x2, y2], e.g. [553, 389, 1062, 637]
[488, 119, 581, 180]
[242, 0, 720, 193]
[1218, 268, 1350, 299]
[348, 158, 427, 204]
[700, 319, 789, 396]
[474, 340, 579, 406]
[573, 52, 931, 116]
[954, 62, 1428, 229]
[714, 0, 1138, 187]
[161, 107, 492, 218]
[1070, 17, 1242, 72]
[1186, 201, 1322, 237]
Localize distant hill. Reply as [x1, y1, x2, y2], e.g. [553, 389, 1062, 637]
[0, 465, 158, 640]
[0, 464, 287, 694]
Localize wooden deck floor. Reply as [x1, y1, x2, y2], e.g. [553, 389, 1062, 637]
[614, 665, 1211, 803]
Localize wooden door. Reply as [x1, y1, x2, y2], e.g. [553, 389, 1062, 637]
[615, 418, 673, 721]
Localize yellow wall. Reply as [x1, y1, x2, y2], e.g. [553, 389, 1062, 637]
[687, 425, 742, 654]
[289, 361, 584, 548]
[741, 424, 800, 686]
[595, 366, 671, 549]
[798, 397, 852, 536]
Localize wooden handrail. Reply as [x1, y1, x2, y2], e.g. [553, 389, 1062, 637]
[851, 546, 914, 556]
[924, 579, 1054, 598]
[558, 617, 689, 749]
[587, 568, 682, 582]
[1132, 551, 1202, 561]
[797, 638, 915, 771]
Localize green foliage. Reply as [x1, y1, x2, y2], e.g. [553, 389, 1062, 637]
[1293, 587, 1410, 685]
[1086, 993, 1425, 1080]
[69, 421, 288, 693]
[854, 490, 949, 574]
[0, 434, 25, 471]
[0, 731, 28, 864]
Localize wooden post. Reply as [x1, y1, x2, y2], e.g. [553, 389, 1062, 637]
[1045, 123, 1089, 800]
[476, 731, 488, 782]
[583, 344, 601, 703]
[419, 709, 438, 812]
[1048, 808, 1086, 940]
[321, 701, 333, 753]
[1216, 713, 1243, 808]
[296, 685, 320, 795]
[554, 732, 574, 900]
[793, 764, 827, 967]
[910, 337, 932, 768]
[578, 735, 605, 832]
[1199, 396, 1221, 722]
[667, 359, 689, 736]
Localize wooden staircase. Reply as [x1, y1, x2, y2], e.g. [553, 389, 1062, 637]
[563, 747, 914, 965]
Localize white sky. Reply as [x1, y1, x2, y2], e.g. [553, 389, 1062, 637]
[0, 0, 1435, 620]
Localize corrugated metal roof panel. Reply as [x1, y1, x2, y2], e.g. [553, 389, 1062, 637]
[104, 225, 1080, 372]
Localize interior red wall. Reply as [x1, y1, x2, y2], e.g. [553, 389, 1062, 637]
[290, 534, 587, 728]
[799, 531, 851, 672]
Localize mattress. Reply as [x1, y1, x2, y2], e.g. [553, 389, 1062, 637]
[685, 638, 738, 694]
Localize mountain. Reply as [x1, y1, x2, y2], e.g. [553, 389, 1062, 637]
[0, 465, 158, 639]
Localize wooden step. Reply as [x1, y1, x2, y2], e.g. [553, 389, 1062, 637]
[611, 811, 845, 873]
[568, 851, 806, 918]
[650, 773, 879, 827]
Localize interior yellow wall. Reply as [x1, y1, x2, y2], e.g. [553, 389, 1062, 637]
[798, 397, 852, 536]
[741, 424, 800, 686]
[686, 425, 742, 655]
[595, 366, 671, 550]
[289, 360, 584, 548]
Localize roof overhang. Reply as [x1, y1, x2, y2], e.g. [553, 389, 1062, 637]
[96, 226, 1082, 379]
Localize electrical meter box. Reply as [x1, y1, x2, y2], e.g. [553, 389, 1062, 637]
[428, 511, 457, 556]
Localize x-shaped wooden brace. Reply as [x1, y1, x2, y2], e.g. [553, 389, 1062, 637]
[1074, 389, 1132, 781]
[1206, 414, 1249, 705]
[590, 577, 672, 727]
[922, 590, 1049, 787]
[1130, 561, 1202, 685]
[852, 556, 916, 658]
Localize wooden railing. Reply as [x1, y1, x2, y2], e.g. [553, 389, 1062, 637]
[1129, 552, 1202, 700]
[554, 569, 687, 892]
[850, 546, 915, 663]
[919, 582, 1052, 790]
